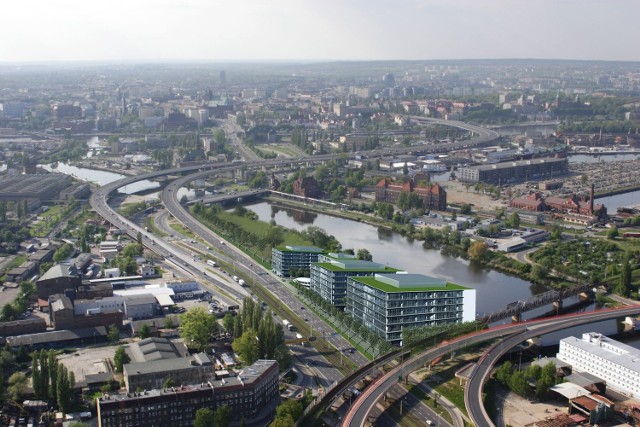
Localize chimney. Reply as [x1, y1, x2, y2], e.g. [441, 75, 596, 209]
[590, 183, 594, 213]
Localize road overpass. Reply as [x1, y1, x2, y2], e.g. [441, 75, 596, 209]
[465, 305, 640, 427]
[341, 306, 640, 427]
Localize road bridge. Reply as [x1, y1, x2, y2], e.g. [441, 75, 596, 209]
[465, 304, 640, 427]
[341, 306, 640, 427]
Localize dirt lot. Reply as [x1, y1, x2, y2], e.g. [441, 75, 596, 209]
[57, 345, 120, 384]
[441, 180, 507, 212]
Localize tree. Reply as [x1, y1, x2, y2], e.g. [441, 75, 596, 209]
[194, 408, 215, 427]
[179, 306, 216, 351]
[113, 346, 130, 374]
[53, 243, 75, 262]
[356, 248, 373, 261]
[136, 231, 143, 245]
[164, 316, 176, 329]
[122, 243, 143, 258]
[232, 329, 260, 365]
[8, 372, 28, 401]
[138, 324, 151, 339]
[107, 325, 120, 343]
[616, 253, 632, 297]
[57, 364, 72, 413]
[607, 225, 619, 239]
[468, 241, 489, 262]
[214, 405, 232, 427]
[269, 415, 295, 427]
[222, 313, 235, 332]
[508, 212, 521, 229]
[275, 399, 303, 421]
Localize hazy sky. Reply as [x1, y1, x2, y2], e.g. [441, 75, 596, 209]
[2, 0, 638, 63]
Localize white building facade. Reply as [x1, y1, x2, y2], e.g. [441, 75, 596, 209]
[557, 332, 640, 399]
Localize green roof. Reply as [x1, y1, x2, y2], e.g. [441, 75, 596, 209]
[351, 275, 468, 293]
[314, 262, 399, 273]
[275, 245, 324, 253]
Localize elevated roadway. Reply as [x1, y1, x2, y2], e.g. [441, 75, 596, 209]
[465, 304, 640, 427]
[341, 306, 640, 427]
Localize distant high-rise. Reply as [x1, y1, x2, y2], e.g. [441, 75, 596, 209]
[219, 70, 226, 86]
[382, 72, 396, 88]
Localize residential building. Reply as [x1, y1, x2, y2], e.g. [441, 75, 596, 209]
[97, 360, 279, 427]
[311, 258, 398, 308]
[346, 273, 475, 345]
[271, 245, 324, 277]
[557, 332, 640, 399]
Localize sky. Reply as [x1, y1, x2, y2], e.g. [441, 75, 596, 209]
[1, 0, 639, 63]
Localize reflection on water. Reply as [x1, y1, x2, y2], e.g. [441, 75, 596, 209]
[245, 201, 537, 315]
[271, 204, 317, 225]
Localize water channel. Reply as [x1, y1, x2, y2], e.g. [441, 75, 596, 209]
[244, 200, 596, 319]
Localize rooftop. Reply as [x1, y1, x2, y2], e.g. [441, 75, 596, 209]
[560, 332, 640, 373]
[314, 259, 397, 272]
[103, 360, 278, 403]
[351, 273, 467, 293]
[276, 245, 324, 253]
[127, 337, 189, 363]
[39, 263, 79, 281]
[124, 351, 212, 376]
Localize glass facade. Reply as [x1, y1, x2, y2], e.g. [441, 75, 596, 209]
[346, 276, 467, 345]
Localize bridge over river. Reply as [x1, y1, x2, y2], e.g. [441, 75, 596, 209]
[479, 282, 593, 324]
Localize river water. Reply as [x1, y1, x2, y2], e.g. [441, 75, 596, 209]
[244, 200, 560, 317]
[40, 162, 160, 195]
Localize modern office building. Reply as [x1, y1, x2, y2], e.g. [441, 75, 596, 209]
[346, 273, 475, 345]
[457, 157, 568, 184]
[557, 332, 640, 399]
[271, 245, 324, 277]
[97, 360, 279, 427]
[311, 258, 398, 309]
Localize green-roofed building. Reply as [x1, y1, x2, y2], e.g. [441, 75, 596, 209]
[271, 245, 325, 277]
[347, 273, 476, 345]
[310, 258, 399, 309]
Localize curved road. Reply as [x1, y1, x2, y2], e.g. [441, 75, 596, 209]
[342, 306, 640, 427]
[465, 304, 640, 427]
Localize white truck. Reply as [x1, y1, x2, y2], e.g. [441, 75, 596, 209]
[282, 319, 294, 331]
[238, 279, 246, 287]
[206, 259, 217, 267]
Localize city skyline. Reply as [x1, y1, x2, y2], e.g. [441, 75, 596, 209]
[1, 0, 639, 64]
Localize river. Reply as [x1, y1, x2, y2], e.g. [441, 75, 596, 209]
[40, 162, 160, 195]
[243, 200, 583, 318]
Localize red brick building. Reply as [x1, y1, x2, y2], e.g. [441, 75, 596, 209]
[292, 176, 322, 198]
[375, 178, 447, 211]
[509, 192, 547, 212]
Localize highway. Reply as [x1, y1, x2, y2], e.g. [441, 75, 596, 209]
[342, 306, 640, 427]
[162, 170, 372, 372]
